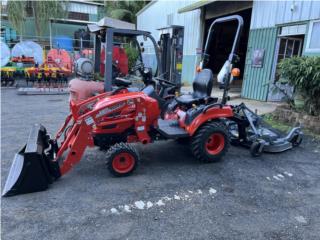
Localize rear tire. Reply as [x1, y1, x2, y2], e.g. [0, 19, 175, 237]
[191, 121, 229, 163]
[106, 143, 139, 177]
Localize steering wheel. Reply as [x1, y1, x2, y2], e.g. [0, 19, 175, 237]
[130, 62, 144, 74]
[154, 77, 176, 87]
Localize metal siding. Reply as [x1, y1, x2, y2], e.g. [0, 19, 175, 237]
[68, 2, 97, 14]
[241, 28, 278, 101]
[251, 0, 320, 29]
[138, 0, 201, 55]
[137, 0, 201, 84]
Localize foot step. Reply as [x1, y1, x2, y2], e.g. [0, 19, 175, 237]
[157, 119, 189, 139]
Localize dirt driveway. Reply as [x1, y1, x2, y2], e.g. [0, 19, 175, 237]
[1, 88, 320, 240]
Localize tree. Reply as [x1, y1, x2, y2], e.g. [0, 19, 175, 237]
[6, 1, 25, 36]
[104, 1, 149, 23]
[7, 0, 67, 39]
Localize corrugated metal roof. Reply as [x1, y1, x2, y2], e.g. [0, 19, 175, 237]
[49, 18, 95, 25]
[178, 0, 215, 13]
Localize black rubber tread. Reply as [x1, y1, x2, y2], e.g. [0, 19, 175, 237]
[106, 142, 140, 177]
[191, 121, 229, 163]
[250, 141, 263, 157]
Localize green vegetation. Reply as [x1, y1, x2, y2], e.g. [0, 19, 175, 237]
[263, 114, 320, 139]
[104, 1, 149, 23]
[124, 45, 139, 70]
[7, 0, 67, 38]
[6, 1, 25, 35]
[277, 56, 320, 116]
[263, 114, 292, 133]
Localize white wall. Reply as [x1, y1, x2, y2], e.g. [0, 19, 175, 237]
[251, 0, 320, 29]
[137, 0, 202, 56]
[137, 0, 203, 83]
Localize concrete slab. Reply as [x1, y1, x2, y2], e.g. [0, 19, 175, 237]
[181, 86, 280, 115]
[229, 98, 281, 115]
[181, 86, 241, 100]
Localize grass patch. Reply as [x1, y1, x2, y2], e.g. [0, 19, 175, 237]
[263, 113, 320, 139]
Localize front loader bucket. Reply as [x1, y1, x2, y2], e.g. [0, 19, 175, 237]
[2, 124, 61, 197]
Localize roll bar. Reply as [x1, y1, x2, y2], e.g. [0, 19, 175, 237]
[202, 15, 243, 67]
[201, 15, 243, 105]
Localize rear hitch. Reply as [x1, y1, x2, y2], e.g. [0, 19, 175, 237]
[2, 124, 61, 197]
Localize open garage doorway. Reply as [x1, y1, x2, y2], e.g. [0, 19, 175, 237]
[203, 7, 252, 91]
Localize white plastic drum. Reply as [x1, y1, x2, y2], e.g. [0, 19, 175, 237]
[11, 41, 43, 64]
[0, 42, 11, 67]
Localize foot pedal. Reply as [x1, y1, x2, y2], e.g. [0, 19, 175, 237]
[157, 119, 189, 139]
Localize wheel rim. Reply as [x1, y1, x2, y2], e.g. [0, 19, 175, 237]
[112, 152, 135, 173]
[205, 133, 225, 155]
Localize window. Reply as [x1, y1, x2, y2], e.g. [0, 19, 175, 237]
[306, 20, 320, 52]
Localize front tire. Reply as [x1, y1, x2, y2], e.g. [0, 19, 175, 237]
[191, 121, 229, 163]
[106, 143, 139, 177]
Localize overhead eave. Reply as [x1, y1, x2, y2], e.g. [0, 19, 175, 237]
[178, 0, 215, 14]
[49, 18, 96, 26]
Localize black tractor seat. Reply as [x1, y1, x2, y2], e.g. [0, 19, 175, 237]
[176, 69, 217, 106]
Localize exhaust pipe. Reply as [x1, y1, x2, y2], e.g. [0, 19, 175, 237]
[2, 124, 61, 197]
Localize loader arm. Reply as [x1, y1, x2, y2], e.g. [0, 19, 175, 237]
[55, 93, 153, 175]
[2, 91, 159, 197]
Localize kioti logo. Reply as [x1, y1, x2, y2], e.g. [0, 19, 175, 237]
[96, 102, 126, 118]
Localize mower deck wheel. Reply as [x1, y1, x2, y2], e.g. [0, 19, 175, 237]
[191, 121, 229, 163]
[290, 134, 303, 147]
[106, 142, 139, 177]
[250, 141, 263, 157]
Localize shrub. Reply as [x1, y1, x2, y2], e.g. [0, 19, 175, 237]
[124, 46, 139, 70]
[278, 56, 320, 116]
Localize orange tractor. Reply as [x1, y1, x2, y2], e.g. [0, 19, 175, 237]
[2, 16, 302, 197]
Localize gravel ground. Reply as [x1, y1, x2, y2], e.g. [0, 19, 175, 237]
[1, 88, 320, 240]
